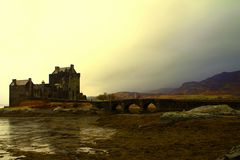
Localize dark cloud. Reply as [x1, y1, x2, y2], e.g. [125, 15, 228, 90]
[97, 1, 240, 93]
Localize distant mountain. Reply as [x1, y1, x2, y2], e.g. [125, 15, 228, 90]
[111, 92, 161, 99]
[148, 88, 176, 94]
[112, 88, 176, 99]
[109, 70, 240, 99]
[172, 71, 240, 95]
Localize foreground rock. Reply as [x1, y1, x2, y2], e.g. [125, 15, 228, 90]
[187, 105, 239, 115]
[161, 105, 240, 120]
[217, 145, 240, 160]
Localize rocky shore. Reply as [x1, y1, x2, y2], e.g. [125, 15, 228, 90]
[0, 102, 103, 117]
[0, 104, 240, 159]
[97, 108, 240, 160]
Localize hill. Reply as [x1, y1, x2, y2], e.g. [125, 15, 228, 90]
[111, 92, 161, 100]
[147, 88, 175, 94]
[172, 71, 240, 95]
[109, 70, 240, 100]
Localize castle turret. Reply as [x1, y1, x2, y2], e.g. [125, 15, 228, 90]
[55, 66, 60, 72]
[12, 79, 17, 86]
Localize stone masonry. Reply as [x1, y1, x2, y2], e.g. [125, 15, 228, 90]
[9, 64, 86, 106]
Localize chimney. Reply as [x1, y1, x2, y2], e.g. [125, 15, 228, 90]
[12, 79, 17, 85]
[55, 66, 60, 71]
[70, 64, 74, 69]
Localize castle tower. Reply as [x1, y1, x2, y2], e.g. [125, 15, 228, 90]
[49, 64, 81, 100]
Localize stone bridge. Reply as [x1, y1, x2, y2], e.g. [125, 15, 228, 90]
[91, 99, 240, 113]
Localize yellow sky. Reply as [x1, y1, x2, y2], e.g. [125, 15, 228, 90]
[0, 1, 239, 104]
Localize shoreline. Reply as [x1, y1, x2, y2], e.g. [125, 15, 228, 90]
[0, 105, 240, 159]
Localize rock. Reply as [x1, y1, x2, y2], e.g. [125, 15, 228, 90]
[162, 105, 240, 120]
[1, 109, 11, 114]
[217, 145, 240, 160]
[53, 107, 64, 112]
[187, 105, 238, 115]
[161, 111, 211, 120]
[23, 108, 34, 113]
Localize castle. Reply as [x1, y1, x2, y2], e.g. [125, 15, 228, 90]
[9, 64, 86, 106]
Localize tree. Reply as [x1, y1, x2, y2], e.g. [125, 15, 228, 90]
[96, 93, 116, 100]
[96, 92, 108, 100]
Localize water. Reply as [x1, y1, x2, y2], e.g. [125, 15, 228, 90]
[0, 116, 116, 159]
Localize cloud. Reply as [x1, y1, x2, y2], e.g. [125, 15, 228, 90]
[92, 1, 240, 93]
[0, 1, 240, 103]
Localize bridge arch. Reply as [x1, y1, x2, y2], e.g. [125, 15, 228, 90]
[146, 103, 158, 112]
[115, 104, 124, 113]
[128, 104, 142, 113]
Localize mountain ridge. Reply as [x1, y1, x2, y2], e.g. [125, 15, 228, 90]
[111, 70, 240, 99]
[172, 70, 240, 95]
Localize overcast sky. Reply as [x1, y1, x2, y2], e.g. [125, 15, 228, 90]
[0, 0, 240, 105]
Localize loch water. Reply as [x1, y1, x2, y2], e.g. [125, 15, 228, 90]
[0, 116, 116, 159]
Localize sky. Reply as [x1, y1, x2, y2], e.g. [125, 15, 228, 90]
[0, 0, 240, 105]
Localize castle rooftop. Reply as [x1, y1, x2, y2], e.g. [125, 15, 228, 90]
[10, 79, 32, 86]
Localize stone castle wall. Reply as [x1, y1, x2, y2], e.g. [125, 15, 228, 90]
[9, 65, 86, 106]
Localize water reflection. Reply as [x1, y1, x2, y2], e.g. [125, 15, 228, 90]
[0, 116, 116, 159]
